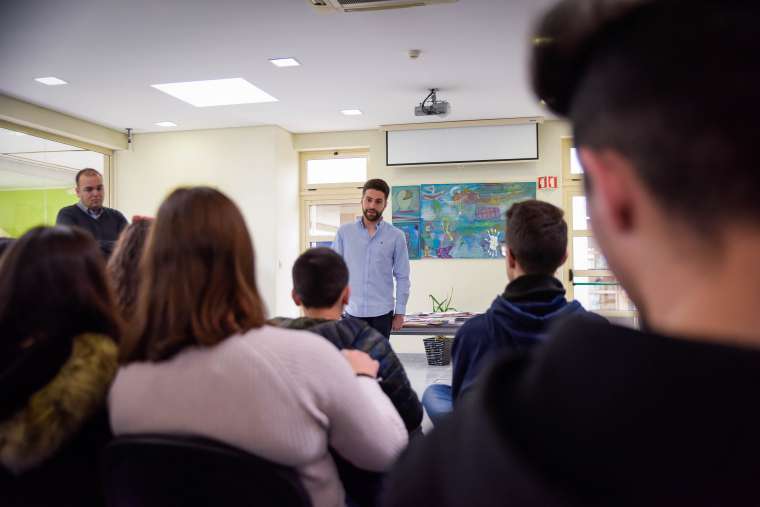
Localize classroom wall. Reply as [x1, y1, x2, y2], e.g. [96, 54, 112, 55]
[113, 126, 299, 317]
[0, 187, 77, 237]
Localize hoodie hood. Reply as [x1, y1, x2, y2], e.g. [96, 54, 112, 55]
[487, 275, 585, 348]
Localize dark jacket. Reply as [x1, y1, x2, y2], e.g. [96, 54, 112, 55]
[270, 316, 423, 432]
[56, 204, 127, 256]
[451, 274, 593, 400]
[0, 334, 118, 507]
[383, 315, 760, 507]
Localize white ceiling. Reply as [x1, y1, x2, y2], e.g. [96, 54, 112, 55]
[0, 0, 555, 134]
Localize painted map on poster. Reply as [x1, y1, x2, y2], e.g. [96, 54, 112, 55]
[391, 182, 536, 259]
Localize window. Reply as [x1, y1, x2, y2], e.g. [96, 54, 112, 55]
[0, 122, 112, 238]
[561, 137, 584, 183]
[562, 138, 637, 321]
[299, 150, 367, 250]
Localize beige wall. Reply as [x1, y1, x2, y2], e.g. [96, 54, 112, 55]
[294, 120, 571, 314]
[113, 126, 299, 317]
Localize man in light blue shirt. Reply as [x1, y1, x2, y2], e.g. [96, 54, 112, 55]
[332, 178, 411, 339]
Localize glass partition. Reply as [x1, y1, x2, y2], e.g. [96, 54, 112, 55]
[0, 127, 108, 237]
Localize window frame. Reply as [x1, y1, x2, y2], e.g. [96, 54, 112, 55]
[0, 119, 114, 207]
[562, 139, 638, 319]
[299, 149, 367, 252]
[300, 148, 369, 191]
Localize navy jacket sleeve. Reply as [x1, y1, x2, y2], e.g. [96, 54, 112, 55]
[451, 315, 501, 401]
[356, 326, 423, 431]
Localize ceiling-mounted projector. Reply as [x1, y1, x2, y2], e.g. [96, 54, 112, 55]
[415, 88, 450, 116]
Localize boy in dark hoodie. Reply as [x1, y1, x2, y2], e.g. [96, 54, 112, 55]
[422, 199, 594, 425]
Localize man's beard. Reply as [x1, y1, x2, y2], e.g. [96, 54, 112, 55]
[363, 208, 382, 222]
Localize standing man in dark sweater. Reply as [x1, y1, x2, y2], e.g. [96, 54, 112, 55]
[383, 1, 760, 506]
[422, 200, 595, 425]
[56, 168, 127, 257]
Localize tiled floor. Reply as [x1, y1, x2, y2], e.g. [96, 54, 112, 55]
[397, 353, 452, 432]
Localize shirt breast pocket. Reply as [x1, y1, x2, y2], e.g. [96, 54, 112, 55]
[376, 238, 395, 263]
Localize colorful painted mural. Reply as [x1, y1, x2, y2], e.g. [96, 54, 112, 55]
[391, 185, 421, 221]
[395, 221, 421, 260]
[391, 182, 536, 259]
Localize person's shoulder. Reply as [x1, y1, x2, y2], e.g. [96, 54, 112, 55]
[386, 221, 406, 236]
[337, 221, 358, 233]
[57, 204, 79, 216]
[456, 312, 490, 338]
[240, 324, 341, 358]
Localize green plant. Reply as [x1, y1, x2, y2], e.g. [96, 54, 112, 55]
[429, 288, 457, 312]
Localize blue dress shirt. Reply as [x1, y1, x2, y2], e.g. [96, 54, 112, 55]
[332, 217, 411, 318]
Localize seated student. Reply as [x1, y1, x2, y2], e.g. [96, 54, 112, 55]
[0, 226, 120, 507]
[109, 187, 408, 507]
[383, 1, 760, 506]
[107, 218, 152, 323]
[422, 199, 594, 426]
[272, 247, 423, 433]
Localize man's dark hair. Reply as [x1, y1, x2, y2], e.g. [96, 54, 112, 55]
[531, 0, 759, 228]
[292, 247, 349, 308]
[506, 200, 567, 275]
[363, 178, 390, 199]
[76, 168, 101, 186]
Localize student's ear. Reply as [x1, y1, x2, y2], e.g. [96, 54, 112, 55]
[578, 147, 638, 234]
[291, 288, 302, 307]
[560, 250, 568, 266]
[507, 248, 518, 269]
[340, 286, 351, 306]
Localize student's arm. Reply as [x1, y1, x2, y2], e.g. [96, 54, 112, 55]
[319, 347, 408, 470]
[392, 231, 411, 317]
[361, 329, 423, 431]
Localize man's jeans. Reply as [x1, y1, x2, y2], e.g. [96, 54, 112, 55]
[422, 384, 453, 427]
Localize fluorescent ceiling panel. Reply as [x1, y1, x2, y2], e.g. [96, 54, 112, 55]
[151, 78, 278, 107]
[35, 76, 67, 85]
[269, 57, 300, 67]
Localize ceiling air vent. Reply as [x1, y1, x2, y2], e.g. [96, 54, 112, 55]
[309, 0, 456, 13]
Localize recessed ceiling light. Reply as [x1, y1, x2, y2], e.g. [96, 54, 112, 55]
[35, 76, 67, 86]
[155, 121, 177, 127]
[341, 109, 363, 116]
[269, 58, 301, 67]
[151, 78, 278, 107]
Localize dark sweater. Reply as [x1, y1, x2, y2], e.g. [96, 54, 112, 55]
[383, 315, 760, 507]
[451, 274, 593, 400]
[56, 204, 127, 256]
[269, 316, 423, 432]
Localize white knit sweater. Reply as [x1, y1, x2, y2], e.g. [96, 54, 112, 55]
[108, 325, 408, 507]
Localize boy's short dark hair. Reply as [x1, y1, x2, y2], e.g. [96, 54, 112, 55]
[531, 0, 759, 228]
[506, 200, 567, 275]
[362, 179, 390, 199]
[292, 247, 349, 308]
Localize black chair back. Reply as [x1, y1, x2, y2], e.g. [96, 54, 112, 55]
[102, 434, 311, 507]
